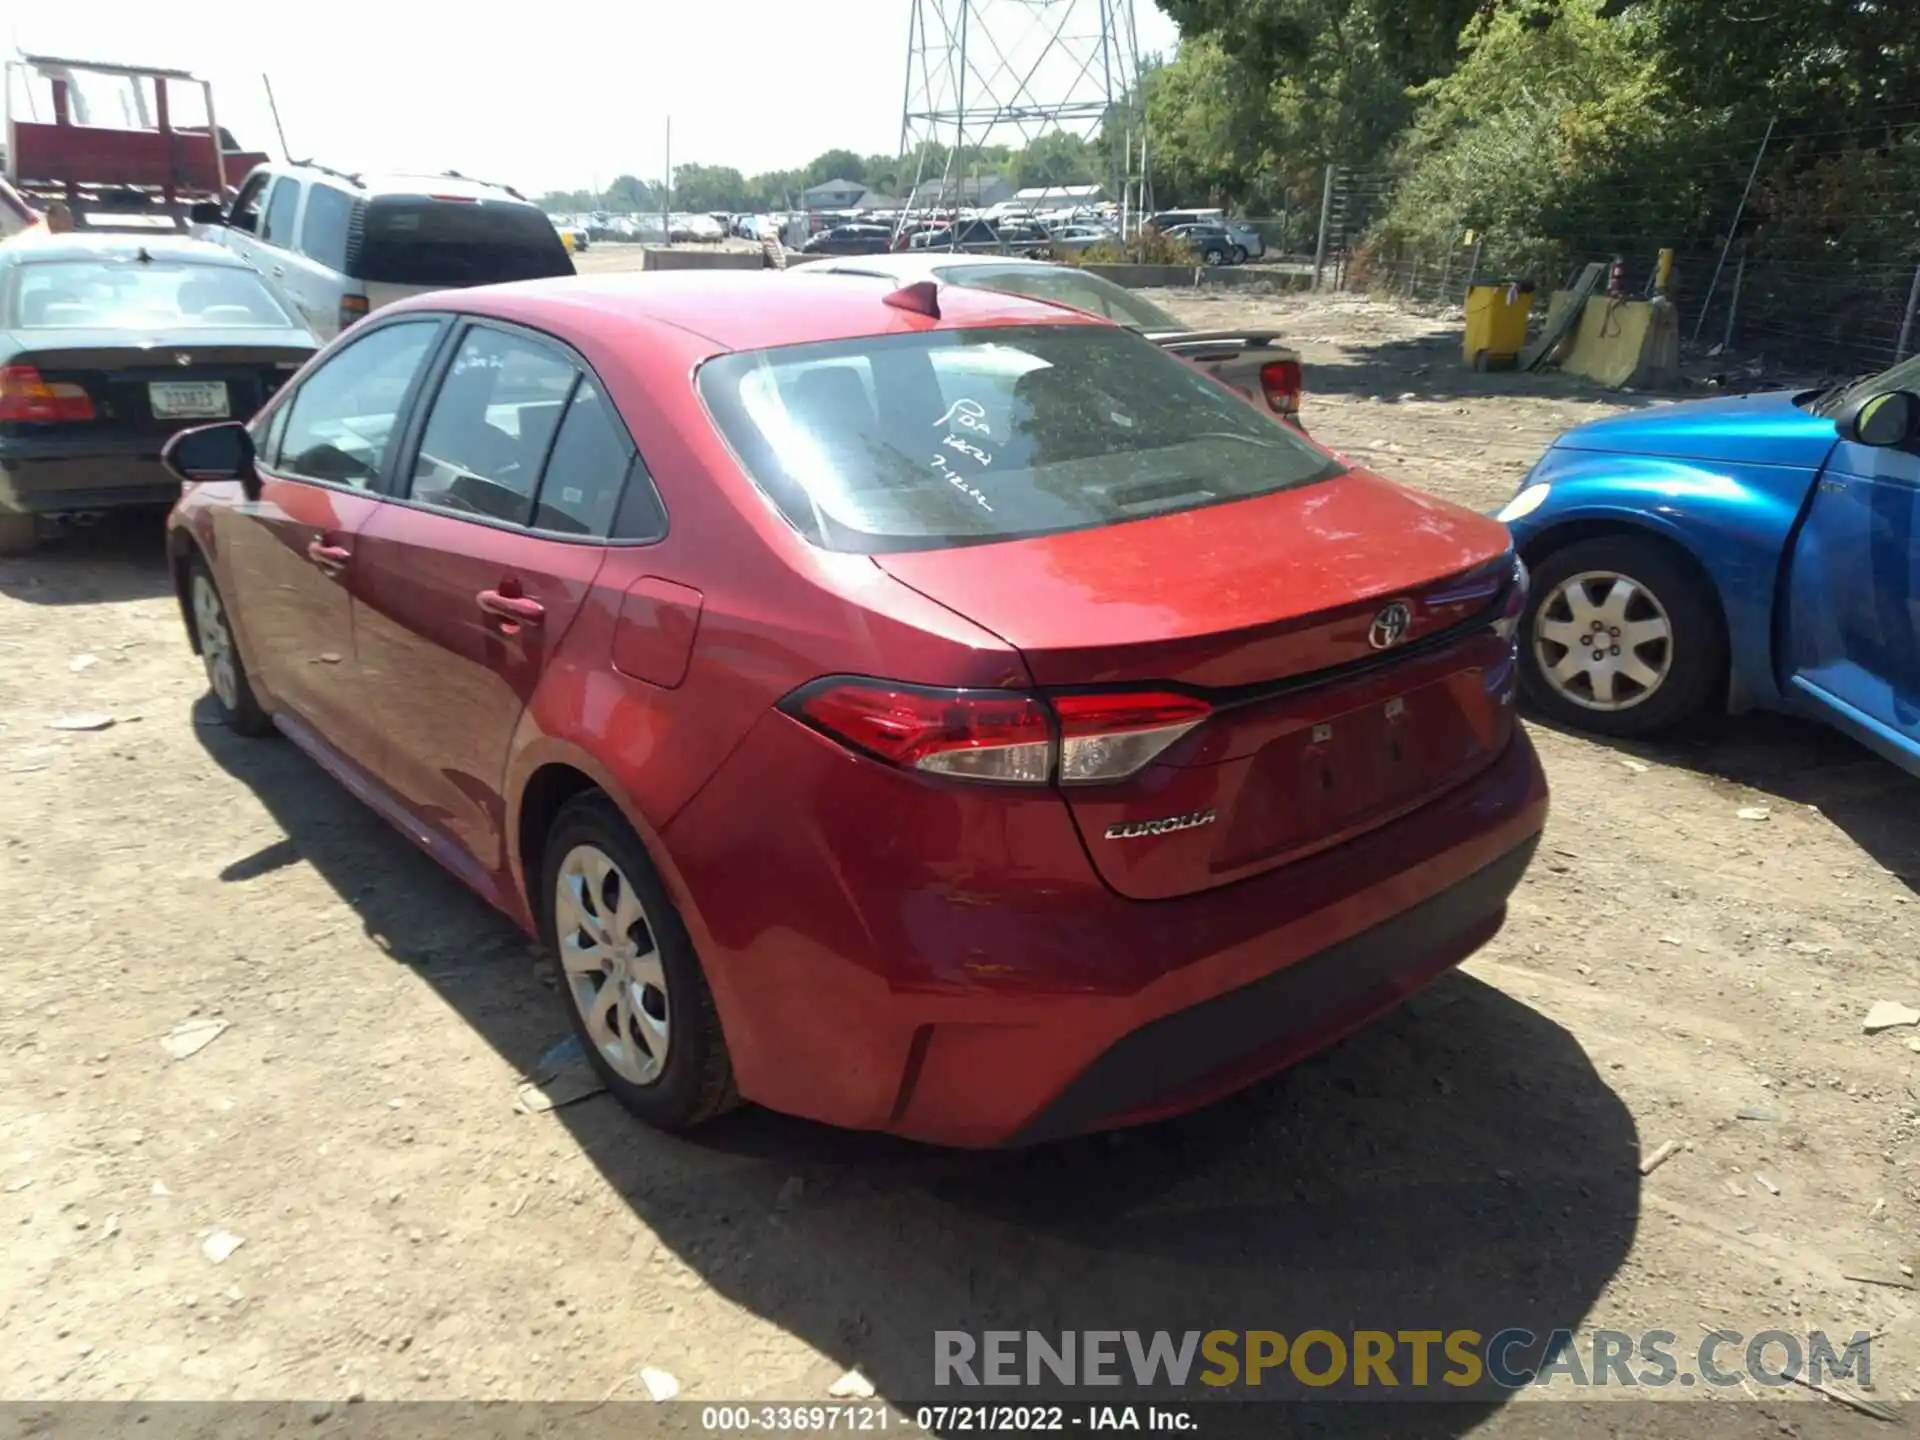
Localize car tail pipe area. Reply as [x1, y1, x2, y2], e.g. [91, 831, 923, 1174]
[44, 509, 108, 529]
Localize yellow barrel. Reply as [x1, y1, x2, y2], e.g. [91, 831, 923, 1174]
[1464, 279, 1536, 368]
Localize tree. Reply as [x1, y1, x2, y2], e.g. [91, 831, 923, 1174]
[603, 174, 664, 212]
[802, 149, 868, 189]
[671, 163, 752, 211]
[1013, 131, 1101, 189]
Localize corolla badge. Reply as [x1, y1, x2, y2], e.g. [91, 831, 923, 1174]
[1104, 808, 1217, 841]
[1368, 600, 1414, 650]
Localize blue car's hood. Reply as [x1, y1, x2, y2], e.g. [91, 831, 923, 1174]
[1552, 389, 1838, 469]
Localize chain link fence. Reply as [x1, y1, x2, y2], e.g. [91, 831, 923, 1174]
[1266, 142, 1920, 377]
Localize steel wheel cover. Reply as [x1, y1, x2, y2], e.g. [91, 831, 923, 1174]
[554, 844, 670, 1085]
[1532, 569, 1675, 712]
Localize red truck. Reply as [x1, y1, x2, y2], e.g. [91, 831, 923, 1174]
[3, 54, 268, 233]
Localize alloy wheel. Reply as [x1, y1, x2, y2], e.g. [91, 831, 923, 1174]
[192, 572, 240, 711]
[554, 844, 671, 1085]
[1531, 569, 1674, 711]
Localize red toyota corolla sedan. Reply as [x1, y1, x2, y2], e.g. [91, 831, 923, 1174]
[162, 270, 1547, 1147]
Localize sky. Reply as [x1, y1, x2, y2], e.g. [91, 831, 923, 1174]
[10, 0, 1181, 196]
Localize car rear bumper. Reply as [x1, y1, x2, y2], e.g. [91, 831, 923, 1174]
[0, 436, 179, 515]
[660, 716, 1548, 1147]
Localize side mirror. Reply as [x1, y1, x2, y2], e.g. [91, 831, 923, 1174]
[1835, 389, 1919, 448]
[164, 422, 257, 495]
[188, 202, 227, 227]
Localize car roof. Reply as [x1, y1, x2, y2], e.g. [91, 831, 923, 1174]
[0, 233, 254, 268]
[383, 268, 1104, 353]
[274, 166, 531, 204]
[801, 252, 1056, 282]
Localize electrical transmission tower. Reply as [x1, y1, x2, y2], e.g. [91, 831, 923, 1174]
[897, 0, 1147, 227]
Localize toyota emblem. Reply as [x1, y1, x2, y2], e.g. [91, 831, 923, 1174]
[174, 352, 193, 367]
[1368, 601, 1413, 650]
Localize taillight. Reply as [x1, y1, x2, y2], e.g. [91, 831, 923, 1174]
[1051, 691, 1212, 783]
[339, 295, 370, 331]
[784, 679, 1210, 786]
[0, 365, 95, 423]
[1259, 358, 1302, 417]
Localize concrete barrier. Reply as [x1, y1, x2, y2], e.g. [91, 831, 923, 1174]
[1544, 291, 1682, 388]
[1203, 265, 1314, 293]
[637, 247, 835, 272]
[1082, 263, 1200, 289]
[640, 248, 765, 272]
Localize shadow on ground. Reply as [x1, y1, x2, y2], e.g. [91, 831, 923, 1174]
[1557, 709, 1920, 896]
[0, 509, 174, 607]
[199, 701, 1640, 1431]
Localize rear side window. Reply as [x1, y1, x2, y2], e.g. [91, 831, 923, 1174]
[349, 198, 574, 287]
[300, 185, 355, 271]
[261, 179, 301, 246]
[408, 327, 576, 525]
[699, 325, 1342, 554]
[278, 320, 440, 488]
[535, 379, 636, 537]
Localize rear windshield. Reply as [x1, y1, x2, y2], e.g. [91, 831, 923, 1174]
[699, 324, 1342, 554]
[8, 260, 295, 330]
[351, 198, 574, 287]
[932, 263, 1184, 332]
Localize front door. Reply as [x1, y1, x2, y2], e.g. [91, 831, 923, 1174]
[1786, 430, 1920, 769]
[216, 317, 445, 768]
[351, 321, 625, 896]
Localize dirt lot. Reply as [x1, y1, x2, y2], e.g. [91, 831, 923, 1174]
[2, 283, 1916, 1434]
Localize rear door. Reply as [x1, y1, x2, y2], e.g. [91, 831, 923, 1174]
[251, 177, 305, 308]
[349, 320, 624, 889]
[1785, 431, 1920, 769]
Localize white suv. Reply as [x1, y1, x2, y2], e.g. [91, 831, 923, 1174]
[197, 165, 574, 339]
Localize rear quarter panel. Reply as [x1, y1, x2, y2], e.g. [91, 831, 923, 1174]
[1507, 450, 1826, 710]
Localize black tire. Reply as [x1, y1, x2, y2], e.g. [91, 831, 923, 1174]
[1202, 246, 1225, 266]
[188, 556, 274, 736]
[539, 793, 737, 1129]
[1519, 535, 1725, 738]
[0, 513, 36, 557]
[1230, 245, 1248, 265]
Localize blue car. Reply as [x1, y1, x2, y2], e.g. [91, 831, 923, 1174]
[1497, 361, 1920, 778]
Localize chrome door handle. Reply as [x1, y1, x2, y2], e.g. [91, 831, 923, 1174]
[306, 540, 351, 572]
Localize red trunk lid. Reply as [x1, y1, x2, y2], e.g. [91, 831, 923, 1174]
[875, 470, 1522, 898]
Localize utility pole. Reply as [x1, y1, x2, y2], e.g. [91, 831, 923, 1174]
[1899, 261, 1920, 362]
[1693, 117, 1775, 344]
[262, 74, 291, 162]
[662, 116, 672, 245]
[1313, 163, 1335, 290]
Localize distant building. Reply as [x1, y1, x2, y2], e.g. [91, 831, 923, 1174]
[902, 174, 1017, 211]
[800, 179, 908, 214]
[1011, 183, 1106, 208]
[801, 177, 869, 210]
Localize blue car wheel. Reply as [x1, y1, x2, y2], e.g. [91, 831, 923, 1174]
[1519, 535, 1725, 737]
